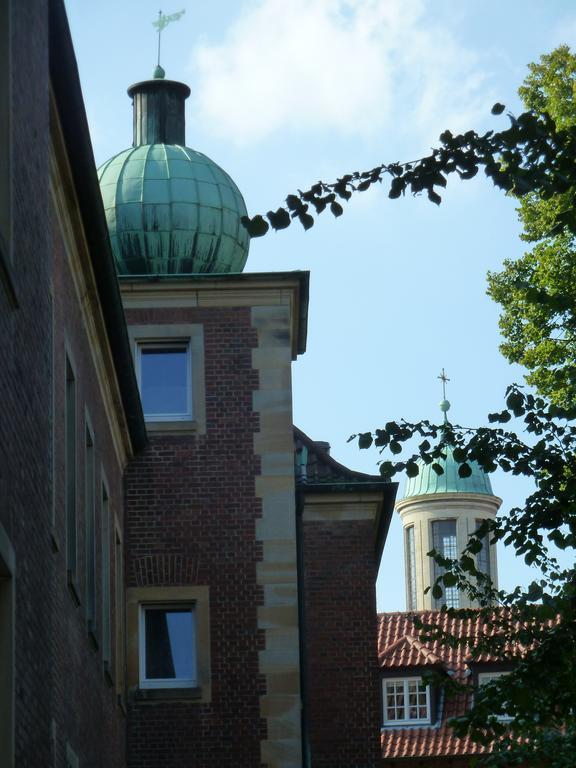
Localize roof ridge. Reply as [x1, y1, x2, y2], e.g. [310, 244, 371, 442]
[406, 635, 444, 666]
[380, 633, 444, 668]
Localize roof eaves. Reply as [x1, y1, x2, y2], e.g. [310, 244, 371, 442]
[49, 0, 147, 454]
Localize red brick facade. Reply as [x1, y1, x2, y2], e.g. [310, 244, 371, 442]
[301, 517, 383, 767]
[0, 2, 53, 765]
[0, 2, 142, 766]
[124, 305, 266, 768]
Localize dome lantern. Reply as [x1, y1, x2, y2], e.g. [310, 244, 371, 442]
[98, 72, 250, 276]
[128, 77, 190, 147]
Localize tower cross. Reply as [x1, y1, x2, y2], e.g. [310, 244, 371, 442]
[438, 368, 450, 401]
[438, 368, 451, 423]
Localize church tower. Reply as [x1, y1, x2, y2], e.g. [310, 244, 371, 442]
[395, 388, 501, 611]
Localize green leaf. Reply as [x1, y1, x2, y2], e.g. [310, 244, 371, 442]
[389, 178, 404, 199]
[468, 538, 483, 554]
[241, 215, 269, 238]
[330, 201, 343, 217]
[298, 212, 315, 231]
[506, 391, 525, 413]
[379, 461, 394, 478]
[390, 441, 402, 455]
[406, 461, 420, 478]
[452, 447, 466, 463]
[458, 462, 472, 478]
[491, 102, 506, 115]
[526, 581, 544, 601]
[443, 572, 458, 587]
[432, 584, 443, 599]
[488, 410, 511, 423]
[358, 432, 373, 449]
[285, 194, 302, 211]
[431, 462, 444, 475]
[266, 208, 291, 231]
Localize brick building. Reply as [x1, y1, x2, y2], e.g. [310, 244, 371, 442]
[1, 2, 398, 767]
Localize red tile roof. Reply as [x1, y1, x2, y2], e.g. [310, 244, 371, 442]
[377, 610, 533, 760]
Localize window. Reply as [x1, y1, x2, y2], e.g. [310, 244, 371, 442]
[478, 671, 512, 721]
[405, 525, 417, 611]
[431, 519, 459, 608]
[85, 422, 96, 634]
[65, 356, 78, 591]
[126, 585, 210, 702]
[383, 678, 430, 725]
[128, 324, 206, 433]
[136, 342, 192, 421]
[476, 519, 491, 577]
[101, 481, 111, 674]
[139, 604, 196, 689]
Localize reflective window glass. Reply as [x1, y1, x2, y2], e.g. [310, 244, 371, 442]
[139, 344, 190, 420]
[144, 606, 195, 683]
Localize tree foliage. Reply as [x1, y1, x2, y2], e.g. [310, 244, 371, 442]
[487, 46, 576, 414]
[242, 98, 576, 244]
[351, 386, 576, 766]
[241, 44, 576, 765]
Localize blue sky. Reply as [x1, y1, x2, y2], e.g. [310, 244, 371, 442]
[66, 0, 576, 611]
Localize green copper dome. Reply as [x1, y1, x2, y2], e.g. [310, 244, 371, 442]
[98, 144, 249, 275]
[404, 445, 494, 498]
[97, 77, 249, 276]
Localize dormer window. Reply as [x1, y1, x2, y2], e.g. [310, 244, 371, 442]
[477, 671, 512, 721]
[383, 678, 431, 725]
[136, 341, 192, 421]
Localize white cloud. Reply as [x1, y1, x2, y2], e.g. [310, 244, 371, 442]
[190, 0, 493, 145]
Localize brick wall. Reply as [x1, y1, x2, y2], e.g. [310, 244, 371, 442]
[302, 515, 382, 768]
[0, 2, 53, 764]
[124, 305, 266, 768]
[48, 196, 128, 766]
[0, 3, 132, 765]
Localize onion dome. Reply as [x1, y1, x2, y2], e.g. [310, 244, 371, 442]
[98, 73, 249, 276]
[404, 397, 494, 498]
[404, 445, 494, 498]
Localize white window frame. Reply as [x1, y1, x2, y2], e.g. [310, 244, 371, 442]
[139, 603, 197, 689]
[477, 671, 512, 721]
[136, 340, 192, 422]
[383, 677, 431, 725]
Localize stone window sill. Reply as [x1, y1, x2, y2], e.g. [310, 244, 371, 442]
[133, 686, 202, 702]
[145, 419, 198, 435]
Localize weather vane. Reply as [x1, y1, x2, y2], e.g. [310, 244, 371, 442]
[152, 9, 186, 76]
[438, 368, 451, 423]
